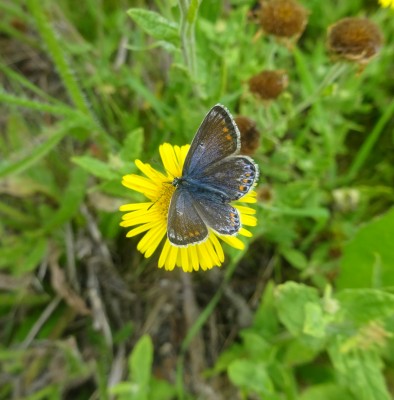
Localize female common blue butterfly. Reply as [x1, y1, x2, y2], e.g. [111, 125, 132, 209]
[167, 104, 259, 247]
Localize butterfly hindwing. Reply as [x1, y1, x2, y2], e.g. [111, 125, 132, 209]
[193, 192, 241, 236]
[167, 188, 208, 246]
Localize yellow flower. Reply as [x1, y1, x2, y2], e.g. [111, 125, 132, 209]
[379, 0, 394, 9]
[120, 143, 258, 272]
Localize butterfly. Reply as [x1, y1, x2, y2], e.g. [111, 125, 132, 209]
[167, 104, 259, 247]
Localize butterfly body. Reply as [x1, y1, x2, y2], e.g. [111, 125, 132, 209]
[167, 104, 259, 247]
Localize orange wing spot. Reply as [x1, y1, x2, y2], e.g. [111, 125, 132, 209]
[223, 127, 229, 133]
[194, 230, 200, 236]
[239, 185, 246, 191]
[189, 232, 195, 237]
[245, 173, 251, 177]
[243, 178, 249, 183]
[225, 134, 232, 141]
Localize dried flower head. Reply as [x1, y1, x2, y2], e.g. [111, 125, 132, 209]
[259, 0, 308, 39]
[248, 70, 289, 101]
[327, 17, 383, 64]
[257, 185, 274, 203]
[235, 116, 261, 156]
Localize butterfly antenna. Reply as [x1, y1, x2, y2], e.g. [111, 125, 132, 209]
[147, 175, 174, 211]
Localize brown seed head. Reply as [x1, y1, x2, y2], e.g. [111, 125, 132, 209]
[257, 185, 273, 203]
[327, 17, 383, 64]
[248, 70, 289, 101]
[260, 0, 309, 39]
[235, 116, 261, 155]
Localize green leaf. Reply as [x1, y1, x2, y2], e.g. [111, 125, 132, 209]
[328, 338, 391, 400]
[251, 281, 280, 339]
[129, 334, 153, 400]
[187, 0, 201, 24]
[228, 360, 275, 397]
[0, 126, 69, 178]
[127, 9, 179, 43]
[275, 282, 320, 336]
[282, 339, 321, 367]
[300, 383, 354, 400]
[72, 156, 118, 180]
[240, 331, 276, 362]
[303, 302, 326, 338]
[0, 90, 79, 117]
[119, 128, 144, 163]
[27, 0, 92, 116]
[0, 236, 47, 275]
[41, 167, 88, 234]
[337, 208, 394, 289]
[337, 289, 394, 325]
[281, 247, 308, 270]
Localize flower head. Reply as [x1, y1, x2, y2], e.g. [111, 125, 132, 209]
[234, 116, 261, 156]
[120, 143, 258, 272]
[379, 0, 394, 9]
[327, 17, 383, 64]
[248, 69, 289, 101]
[259, 0, 309, 40]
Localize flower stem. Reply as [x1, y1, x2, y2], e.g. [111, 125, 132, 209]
[27, 0, 93, 118]
[344, 97, 394, 183]
[178, 0, 201, 88]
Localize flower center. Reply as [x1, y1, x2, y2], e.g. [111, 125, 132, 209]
[156, 181, 176, 220]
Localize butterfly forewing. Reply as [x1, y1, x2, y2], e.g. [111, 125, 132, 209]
[167, 188, 209, 246]
[183, 105, 240, 176]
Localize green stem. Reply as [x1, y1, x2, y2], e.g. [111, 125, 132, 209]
[0, 90, 82, 117]
[344, 98, 394, 183]
[178, 0, 201, 89]
[175, 252, 243, 399]
[292, 62, 348, 118]
[27, 0, 92, 117]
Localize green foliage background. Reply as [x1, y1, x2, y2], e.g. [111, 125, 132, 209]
[1, 0, 394, 399]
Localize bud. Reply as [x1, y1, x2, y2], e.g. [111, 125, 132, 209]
[257, 185, 274, 203]
[332, 188, 360, 212]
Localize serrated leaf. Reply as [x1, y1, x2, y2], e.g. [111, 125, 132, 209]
[337, 208, 394, 289]
[127, 9, 179, 43]
[129, 334, 153, 400]
[228, 360, 275, 397]
[328, 338, 391, 400]
[72, 155, 118, 180]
